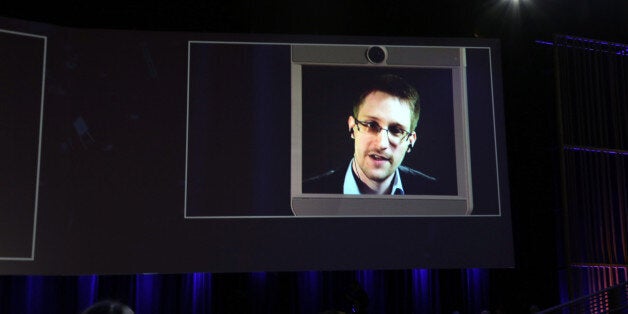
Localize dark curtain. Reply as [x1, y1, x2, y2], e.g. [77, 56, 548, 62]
[0, 269, 490, 314]
[554, 34, 628, 304]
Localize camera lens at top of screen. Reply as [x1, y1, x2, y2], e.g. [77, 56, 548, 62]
[366, 46, 387, 64]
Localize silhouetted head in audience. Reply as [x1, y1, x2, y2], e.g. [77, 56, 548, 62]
[336, 280, 369, 313]
[81, 300, 134, 314]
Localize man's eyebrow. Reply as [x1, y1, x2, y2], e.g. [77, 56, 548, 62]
[384, 121, 407, 129]
[357, 115, 379, 122]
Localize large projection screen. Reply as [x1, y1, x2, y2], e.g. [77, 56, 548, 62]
[0, 17, 514, 275]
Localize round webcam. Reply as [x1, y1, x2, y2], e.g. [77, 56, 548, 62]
[366, 46, 387, 64]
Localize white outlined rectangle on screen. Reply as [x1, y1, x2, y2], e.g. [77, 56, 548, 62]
[0, 29, 47, 261]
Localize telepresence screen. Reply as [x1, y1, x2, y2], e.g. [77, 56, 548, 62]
[1, 16, 514, 274]
[291, 46, 472, 216]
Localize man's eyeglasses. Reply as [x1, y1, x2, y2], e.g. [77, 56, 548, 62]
[353, 117, 412, 144]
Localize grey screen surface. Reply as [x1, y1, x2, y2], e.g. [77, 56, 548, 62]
[0, 17, 513, 274]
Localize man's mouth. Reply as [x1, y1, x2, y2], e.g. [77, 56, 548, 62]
[368, 153, 390, 162]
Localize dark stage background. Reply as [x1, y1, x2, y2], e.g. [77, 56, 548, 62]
[1, 0, 627, 313]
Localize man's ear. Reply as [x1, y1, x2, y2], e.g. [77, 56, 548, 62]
[407, 132, 417, 151]
[348, 116, 356, 137]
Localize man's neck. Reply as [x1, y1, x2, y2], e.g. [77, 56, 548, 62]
[351, 162, 393, 194]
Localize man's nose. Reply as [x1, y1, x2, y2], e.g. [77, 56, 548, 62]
[375, 129, 391, 148]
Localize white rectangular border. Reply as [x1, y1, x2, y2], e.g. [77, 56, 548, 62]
[0, 28, 47, 261]
[184, 41, 503, 219]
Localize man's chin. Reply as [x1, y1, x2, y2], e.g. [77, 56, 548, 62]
[364, 169, 394, 182]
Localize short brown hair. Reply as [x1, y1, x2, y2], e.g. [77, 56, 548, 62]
[353, 74, 421, 131]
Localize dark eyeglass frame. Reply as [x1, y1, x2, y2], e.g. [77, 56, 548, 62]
[353, 116, 412, 143]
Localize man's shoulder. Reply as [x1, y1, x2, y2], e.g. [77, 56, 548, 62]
[398, 165, 437, 194]
[398, 165, 436, 181]
[302, 168, 345, 194]
[301, 164, 437, 194]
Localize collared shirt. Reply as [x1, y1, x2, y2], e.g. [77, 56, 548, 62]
[343, 158, 405, 195]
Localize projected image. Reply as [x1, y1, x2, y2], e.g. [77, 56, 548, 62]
[300, 68, 457, 197]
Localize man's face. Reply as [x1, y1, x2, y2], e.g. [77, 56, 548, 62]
[348, 91, 416, 187]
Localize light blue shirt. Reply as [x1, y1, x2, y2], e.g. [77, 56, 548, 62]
[343, 159, 405, 195]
